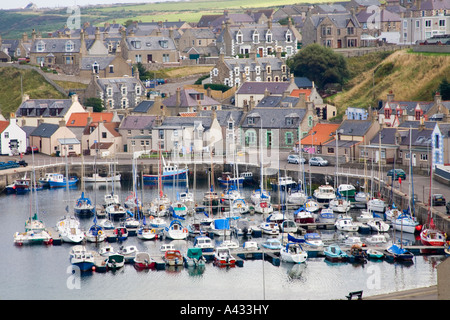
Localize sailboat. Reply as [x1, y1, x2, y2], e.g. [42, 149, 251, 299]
[14, 151, 53, 246]
[287, 153, 307, 206]
[420, 150, 446, 246]
[74, 156, 95, 217]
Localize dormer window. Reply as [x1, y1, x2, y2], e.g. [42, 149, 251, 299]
[131, 40, 141, 49]
[266, 30, 272, 43]
[121, 85, 127, 96]
[36, 41, 45, 52]
[286, 30, 292, 42]
[159, 40, 168, 48]
[92, 61, 99, 74]
[236, 30, 243, 44]
[65, 40, 74, 52]
[253, 30, 259, 44]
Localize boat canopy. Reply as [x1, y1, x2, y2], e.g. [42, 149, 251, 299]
[214, 218, 230, 230]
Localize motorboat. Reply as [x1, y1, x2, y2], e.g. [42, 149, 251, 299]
[347, 245, 368, 264]
[280, 220, 298, 233]
[367, 198, 386, 213]
[270, 176, 297, 191]
[304, 199, 320, 214]
[208, 218, 232, 237]
[260, 222, 280, 235]
[317, 208, 336, 224]
[169, 201, 188, 218]
[184, 248, 206, 268]
[324, 244, 348, 262]
[38, 173, 60, 188]
[213, 246, 236, 267]
[83, 173, 121, 183]
[293, 207, 315, 224]
[243, 241, 259, 251]
[337, 184, 356, 199]
[334, 215, 359, 232]
[313, 184, 336, 205]
[384, 244, 414, 263]
[109, 226, 128, 242]
[261, 238, 283, 250]
[98, 245, 125, 270]
[344, 236, 364, 247]
[254, 200, 273, 215]
[280, 243, 308, 264]
[160, 243, 175, 253]
[134, 252, 155, 270]
[14, 229, 53, 246]
[367, 219, 390, 233]
[365, 234, 388, 246]
[287, 189, 307, 206]
[69, 245, 95, 272]
[56, 216, 85, 243]
[328, 198, 351, 213]
[230, 199, 250, 214]
[354, 191, 370, 207]
[356, 210, 374, 223]
[367, 248, 385, 260]
[105, 203, 127, 220]
[420, 228, 446, 247]
[163, 249, 184, 267]
[97, 218, 114, 230]
[99, 244, 116, 257]
[137, 225, 157, 240]
[5, 177, 31, 194]
[179, 192, 195, 208]
[220, 240, 239, 249]
[304, 233, 324, 248]
[266, 212, 285, 224]
[193, 235, 215, 253]
[164, 220, 189, 240]
[118, 245, 139, 263]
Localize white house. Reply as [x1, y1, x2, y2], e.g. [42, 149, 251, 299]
[0, 118, 27, 156]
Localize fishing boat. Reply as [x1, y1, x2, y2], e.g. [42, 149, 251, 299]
[74, 192, 95, 216]
[5, 176, 31, 194]
[83, 173, 121, 183]
[38, 173, 60, 188]
[217, 172, 244, 187]
[324, 244, 348, 262]
[304, 233, 324, 248]
[334, 215, 359, 232]
[293, 207, 315, 224]
[337, 184, 356, 199]
[56, 215, 85, 243]
[254, 200, 273, 214]
[280, 243, 308, 264]
[313, 184, 336, 205]
[270, 175, 297, 191]
[260, 222, 280, 235]
[164, 219, 189, 240]
[184, 248, 206, 268]
[213, 246, 236, 267]
[163, 249, 184, 267]
[261, 238, 283, 250]
[143, 162, 188, 183]
[69, 245, 95, 272]
[193, 235, 215, 252]
[48, 173, 78, 188]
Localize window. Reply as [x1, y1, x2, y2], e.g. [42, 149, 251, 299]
[107, 87, 113, 97]
[425, 20, 431, 27]
[109, 65, 114, 73]
[159, 129, 164, 139]
[121, 98, 128, 109]
[141, 140, 145, 146]
[128, 130, 131, 135]
[439, 19, 445, 27]
[420, 153, 428, 161]
[4, 132, 9, 139]
[286, 31, 292, 42]
[65, 56, 74, 65]
[347, 27, 354, 35]
[65, 41, 74, 52]
[285, 132, 293, 145]
[163, 53, 170, 63]
[245, 130, 257, 146]
[121, 86, 127, 95]
[159, 40, 168, 48]
[36, 41, 45, 52]
[131, 140, 135, 146]
[328, 147, 335, 154]
[266, 31, 272, 42]
[253, 31, 259, 44]
[131, 40, 141, 49]
[416, 20, 420, 28]
[435, 134, 439, 148]
[248, 117, 254, 125]
[102, 132, 107, 139]
[135, 54, 142, 63]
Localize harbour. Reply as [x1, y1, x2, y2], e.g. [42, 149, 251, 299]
[2, 160, 449, 300]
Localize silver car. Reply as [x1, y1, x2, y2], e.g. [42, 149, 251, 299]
[309, 157, 328, 166]
[287, 154, 306, 164]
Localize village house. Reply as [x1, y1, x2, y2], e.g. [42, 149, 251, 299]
[29, 121, 80, 157]
[210, 51, 290, 86]
[162, 87, 222, 115]
[0, 118, 27, 156]
[217, 19, 301, 58]
[84, 75, 146, 111]
[178, 28, 219, 62]
[16, 94, 86, 128]
[118, 115, 157, 153]
[66, 110, 119, 143]
[81, 120, 122, 157]
[234, 80, 298, 109]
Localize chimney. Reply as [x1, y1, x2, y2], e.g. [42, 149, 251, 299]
[22, 32, 28, 43]
[80, 29, 87, 55]
[207, 87, 212, 97]
[434, 91, 442, 105]
[31, 29, 37, 41]
[176, 87, 181, 107]
[71, 94, 79, 103]
[249, 50, 257, 60]
[59, 119, 66, 127]
[95, 27, 101, 41]
[268, 19, 272, 29]
[264, 87, 270, 98]
[249, 96, 255, 111]
[87, 116, 93, 126]
[387, 90, 394, 102]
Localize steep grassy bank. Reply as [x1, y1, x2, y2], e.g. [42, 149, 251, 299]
[328, 49, 450, 118]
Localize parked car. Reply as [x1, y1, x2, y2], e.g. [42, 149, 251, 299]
[287, 154, 306, 164]
[309, 157, 328, 166]
[26, 146, 39, 154]
[387, 169, 406, 181]
[431, 194, 446, 206]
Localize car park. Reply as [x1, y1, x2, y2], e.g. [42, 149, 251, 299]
[387, 169, 406, 181]
[287, 154, 306, 164]
[309, 157, 328, 166]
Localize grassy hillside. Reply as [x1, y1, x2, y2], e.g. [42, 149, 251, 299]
[0, 67, 66, 118]
[327, 49, 450, 118]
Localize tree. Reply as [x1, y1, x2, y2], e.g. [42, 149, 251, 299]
[438, 78, 450, 100]
[287, 44, 349, 89]
[84, 97, 104, 112]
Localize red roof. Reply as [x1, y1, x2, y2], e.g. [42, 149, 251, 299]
[290, 89, 312, 101]
[299, 123, 340, 146]
[67, 112, 114, 127]
[0, 121, 9, 134]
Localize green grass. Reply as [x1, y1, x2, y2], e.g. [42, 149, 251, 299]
[0, 67, 66, 118]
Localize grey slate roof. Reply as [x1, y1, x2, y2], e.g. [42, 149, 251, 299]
[294, 77, 313, 88]
[30, 38, 94, 53]
[256, 96, 300, 108]
[236, 81, 291, 95]
[155, 116, 213, 130]
[218, 23, 294, 42]
[163, 89, 221, 108]
[369, 127, 398, 145]
[30, 123, 59, 138]
[119, 115, 156, 130]
[337, 120, 373, 136]
[224, 56, 285, 73]
[381, 100, 435, 116]
[241, 107, 306, 129]
[132, 101, 155, 113]
[80, 56, 116, 71]
[309, 13, 361, 29]
[199, 110, 245, 126]
[124, 36, 177, 51]
[16, 99, 73, 118]
[96, 77, 143, 93]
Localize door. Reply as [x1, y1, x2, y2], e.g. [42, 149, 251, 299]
[266, 131, 272, 148]
[147, 54, 153, 63]
[412, 153, 416, 166]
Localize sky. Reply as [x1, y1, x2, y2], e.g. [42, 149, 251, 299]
[0, 0, 159, 10]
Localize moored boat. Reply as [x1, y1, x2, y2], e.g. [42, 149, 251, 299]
[324, 244, 348, 262]
[280, 242, 308, 264]
[213, 246, 236, 267]
[134, 252, 155, 270]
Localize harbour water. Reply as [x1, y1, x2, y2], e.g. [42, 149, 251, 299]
[0, 179, 446, 300]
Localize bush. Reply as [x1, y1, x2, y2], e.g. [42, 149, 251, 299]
[204, 83, 231, 92]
